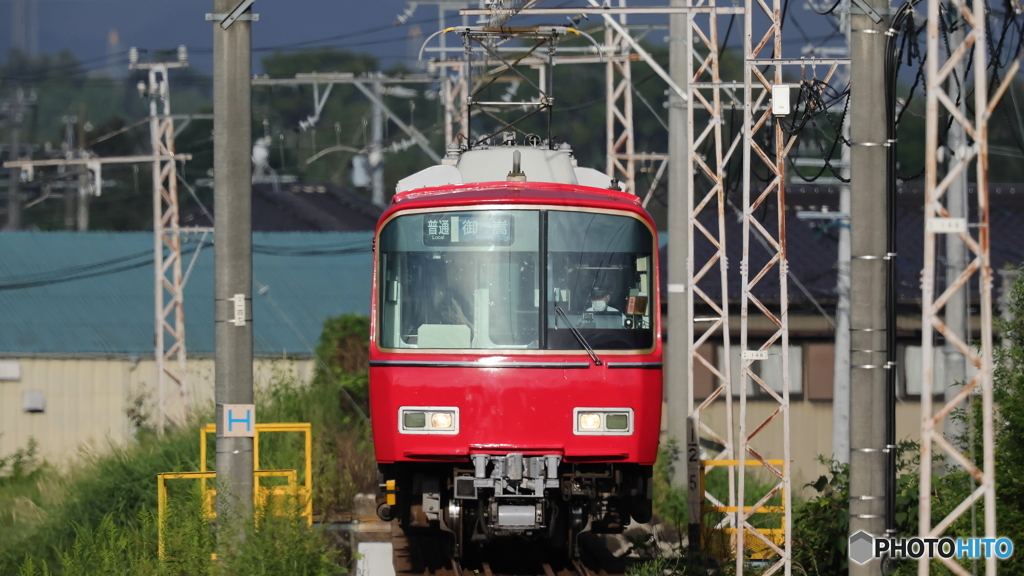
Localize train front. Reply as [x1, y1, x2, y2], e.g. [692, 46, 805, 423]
[369, 147, 662, 555]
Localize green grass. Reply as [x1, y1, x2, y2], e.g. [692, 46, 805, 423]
[0, 363, 372, 574]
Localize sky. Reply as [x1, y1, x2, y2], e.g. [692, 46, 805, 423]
[0, 0, 444, 74]
[0, 0, 848, 76]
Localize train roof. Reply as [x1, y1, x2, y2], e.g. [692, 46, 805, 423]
[388, 145, 648, 216]
[397, 145, 617, 190]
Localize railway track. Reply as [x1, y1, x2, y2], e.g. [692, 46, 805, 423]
[391, 521, 627, 576]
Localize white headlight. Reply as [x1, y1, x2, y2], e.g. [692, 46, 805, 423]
[573, 408, 634, 435]
[578, 412, 602, 431]
[430, 412, 454, 429]
[399, 406, 459, 434]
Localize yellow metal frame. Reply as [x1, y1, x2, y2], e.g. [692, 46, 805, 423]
[700, 459, 786, 561]
[199, 422, 313, 524]
[157, 469, 297, 560]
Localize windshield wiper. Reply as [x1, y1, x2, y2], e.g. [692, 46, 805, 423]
[554, 307, 602, 366]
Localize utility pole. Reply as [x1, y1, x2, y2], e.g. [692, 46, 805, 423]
[4, 87, 25, 230]
[943, 20, 968, 446]
[11, 0, 26, 53]
[370, 79, 385, 207]
[801, 15, 853, 467]
[1000, 269, 1020, 351]
[60, 116, 77, 229]
[802, 41, 854, 468]
[75, 116, 90, 231]
[834, 129, 852, 463]
[664, 0, 690, 486]
[77, 168, 90, 230]
[847, 0, 889, 567]
[28, 0, 37, 55]
[213, 0, 256, 532]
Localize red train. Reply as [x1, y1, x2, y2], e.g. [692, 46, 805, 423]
[370, 143, 662, 557]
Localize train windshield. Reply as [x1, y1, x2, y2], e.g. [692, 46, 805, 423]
[378, 209, 654, 351]
[546, 212, 654, 350]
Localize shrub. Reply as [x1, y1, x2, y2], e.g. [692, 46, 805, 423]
[313, 313, 371, 416]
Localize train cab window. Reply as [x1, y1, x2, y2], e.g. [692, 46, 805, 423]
[546, 211, 655, 351]
[378, 211, 540, 349]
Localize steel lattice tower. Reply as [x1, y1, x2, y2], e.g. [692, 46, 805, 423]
[917, 0, 1016, 572]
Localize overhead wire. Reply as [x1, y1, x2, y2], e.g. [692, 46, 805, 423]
[0, 49, 133, 83]
[0, 240, 371, 291]
[807, 0, 845, 16]
[0, 13, 443, 85]
[884, 0, 924, 554]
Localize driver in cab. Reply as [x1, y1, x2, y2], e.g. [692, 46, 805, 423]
[584, 285, 626, 329]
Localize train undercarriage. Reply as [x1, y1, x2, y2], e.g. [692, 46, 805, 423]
[377, 455, 653, 558]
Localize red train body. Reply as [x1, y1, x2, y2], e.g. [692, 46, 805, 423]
[369, 146, 662, 556]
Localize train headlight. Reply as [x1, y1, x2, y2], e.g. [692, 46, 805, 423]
[573, 408, 634, 435]
[399, 407, 459, 434]
[430, 412, 454, 429]
[578, 413, 602, 431]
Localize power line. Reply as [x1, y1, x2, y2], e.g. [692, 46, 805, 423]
[0, 241, 371, 291]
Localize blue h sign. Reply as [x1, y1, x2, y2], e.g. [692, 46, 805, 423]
[228, 409, 252, 432]
[222, 404, 256, 437]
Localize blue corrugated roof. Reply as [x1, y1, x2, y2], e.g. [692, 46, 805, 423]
[0, 232, 374, 356]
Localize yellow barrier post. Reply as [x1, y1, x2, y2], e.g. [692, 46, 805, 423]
[699, 459, 787, 561]
[252, 423, 313, 524]
[199, 423, 216, 516]
[157, 469, 299, 561]
[254, 468, 298, 528]
[200, 423, 313, 525]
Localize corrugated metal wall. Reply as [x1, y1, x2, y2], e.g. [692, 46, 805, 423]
[0, 357, 315, 463]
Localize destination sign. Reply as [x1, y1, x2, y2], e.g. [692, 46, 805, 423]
[423, 213, 515, 246]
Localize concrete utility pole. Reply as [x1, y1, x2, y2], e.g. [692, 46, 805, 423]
[77, 168, 90, 230]
[848, 0, 889, 568]
[943, 20, 968, 446]
[1000, 269, 1020, 351]
[803, 39, 853, 467]
[11, 0, 26, 53]
[4, 87, 24, 230]
[76, 117, 89, 231]
[213, 0, 255, 531]
[664, 0, 690, 485]
[63, 183, 75, 229]
[370, 80, 385, 207]
[812, 18, 853, 468]
[834, 136, 852, 464]
[60, 116, 77, 229]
